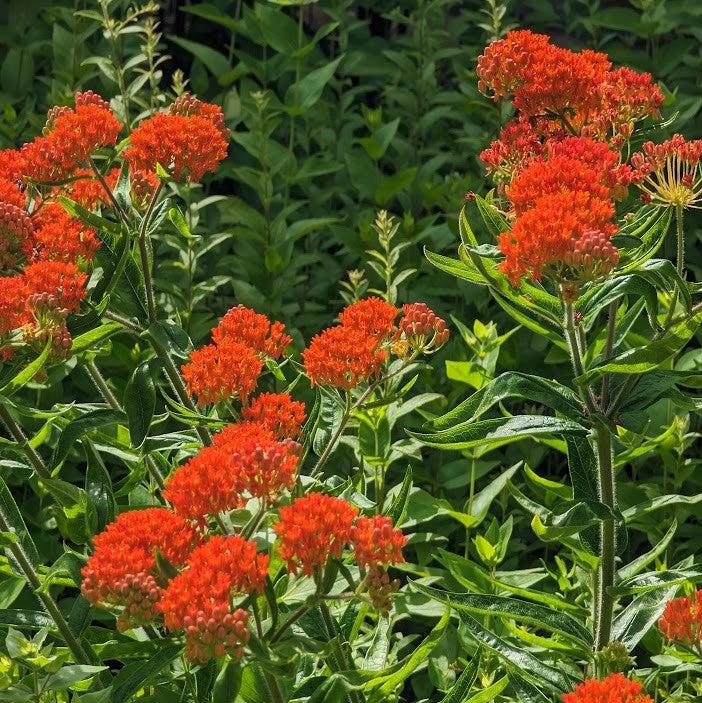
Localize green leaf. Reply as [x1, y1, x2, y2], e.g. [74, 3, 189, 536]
[612, 587, 679, 649]
[43, 665, 107, 691]
[84, 441, 115, 534]
[212, 659, 242, 703]
[110, 643, 182, 703]
[286, 56, 344, 114]
[71, 323, 123, 355]
[0, 342, 52, 396]
[147, 321, 193, 360]
[507, 666, 552, 703]
[565, 435, 600, 553]
[623, 493, 702, 522]
[459, 612, 574, 692]
[168, 207, 194, 239]
[0, 477, 40, 569]
[439, 648, 482, 703]
[619, 520, 677, 580]
[424, 248, 484, 285]
[609, 568, 702, 596]
[410, 416, 588, 451]
[388, 467, 412, 527]
[52, 410, 127, 467]
[463, 677, 509, 702]
[0, 609, 54, 629]
[432, 373, 584, 430]
[414, 584, 592, 648]
[123, 364, 156, 447]
[168, 37, 230, 76]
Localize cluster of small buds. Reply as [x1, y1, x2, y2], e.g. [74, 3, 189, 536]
[111, 572, 162, 632]
[561, 229, 619, 282]
[232, 437, 301, 502]
[74, 90, 111, 110]
[0, 202, 33, 270]
[366, 567, 401, 612]
[182, 607, 250, 663]
[392, 302, 449, 358]
[169, 92, 230, 141]
[23, 292, 73, 359]
[43, 106, 71, 135]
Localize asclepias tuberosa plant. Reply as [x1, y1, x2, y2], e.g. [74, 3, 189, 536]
[0, 25, 701, 703]
[419, 29, 702, 700]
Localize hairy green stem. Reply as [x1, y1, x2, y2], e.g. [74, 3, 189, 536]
[593, 423, 616, 650]
[562, 299, 598, 413]
[137, 182, 164, 325]
[0, 508, 92, 665]
[0, 403, 50, 479]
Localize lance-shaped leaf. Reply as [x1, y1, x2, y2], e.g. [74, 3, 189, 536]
[410, 415, 588, 451]
[439, 648, 483, 703]
[612, 587, 679, 649]
[414, 583, 592, 648]
[507, 666, 554, 703]
[432, 373, 584, 430]
[619, 520, 677, 580]
[608, 568, 702, 597]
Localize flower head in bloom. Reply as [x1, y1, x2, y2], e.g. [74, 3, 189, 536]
[31, 202, 99, 263]
[0, 275, 26, 340]
[21, 260, 87, 314]
[658, 590, 702, 647]
[21, 92, 121, 183]
[81, 508, 198, 631]
[158, 535, 268, 662]
[169, 92, 230, 141]
[274, 493, 359, 576]
[351, 516, 407, 570]
[0, 202, 33, 270]
[392, 302, 449, 357]
[212, 305, 291, 358]
[181, 339, 263, 406]
[303, 325, 387, 389]
[125, 111, 228, 183]
[480, 117, 546, 183]
[65, 167, 119, 210]
[0, 148, 25, 183]
[338, 297, 398, 341]
[242, 392, 307, 438]
[499, 190, 617, 287]
[0, 178, 26, 210]
[562, 674, 653, 703]
[631, 134, 702, 208]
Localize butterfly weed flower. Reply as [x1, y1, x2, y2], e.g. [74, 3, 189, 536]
[658, 590, 702, 650]
[274, 493, 358, 576]
[562, 674, 654, 703]
[392, 302, 449, 358]
[125, 96, 229, 183]
[81, 508, 198, 632]
[212, 305, 291, 358]
[181, 339, 263, 406]
[242, 393, 307, 439]
[0, 202, 34, 271]
[65, 167, 120, 210]
[631, 134, 702, 208]
[158, 535, 268, 663]
[337, 297, 398, 342]
[31, 202, 99, 263]
[351, 516, 407, 570]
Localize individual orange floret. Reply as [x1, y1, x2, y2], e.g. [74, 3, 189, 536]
[0, 178, 27, 210]
[479, 117, 546, 183]
[31, 202, 99, 263]
[81, 508, 198, 631]
[242, 392, 307, 439]
[158, 535, 268, 663]
[21, 260, 87, 314]
[274, 492, 358, 576]
[658, 590, 702, 648]
[498, 190, 617, 287]
[392, 302, 449, 357]
[0, 202, 33, 270]
[211, 305, 291, 358]
[181, 339, 263, 406]
[338, 297, 398, 341]
[562, 674, 653, 703]
[351, 516, 407, 570]
[125, 112, 228, 183]
[303, 325, 387, 389]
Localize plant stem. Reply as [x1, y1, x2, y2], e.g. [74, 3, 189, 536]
[137, 182, 164, 325]
[89, 157, 130, 226]
[562, 299, 598, 413]
[83, 360, 166, 491]
[0, 508, 92, 665]
[270, 603, 310, 644]
[310, 392, 352, 477]
[0, 404, 50, 479]
[600, 301, 619, 412]
[675, 203, 685, 278]
[103, 310, 144, 334]
[593, 422, 616, 650]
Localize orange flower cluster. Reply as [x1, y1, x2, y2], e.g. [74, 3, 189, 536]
[303, 297, 398, 389]
[351, 516, 407, 570]
[125, 97, 229, 182]
[0, 202, 33, 270]
[81, 508, 198, 631]
[182, 305, 290, 406]
[274, 493, 359, 576]
[21, 91, 122, 183]
[658, 590, 702, 647]
[165, 416, 301, 521]
[31, 202, 99, 263]
[478, 31, 662, 182]
[66, 167, 119, 210]
[158, 535, 268, 662]
[478, 30, 661, 138]
[631, 134, 702, 208]
[562, 674, 653, 703]
[242, 392, 307, 438]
